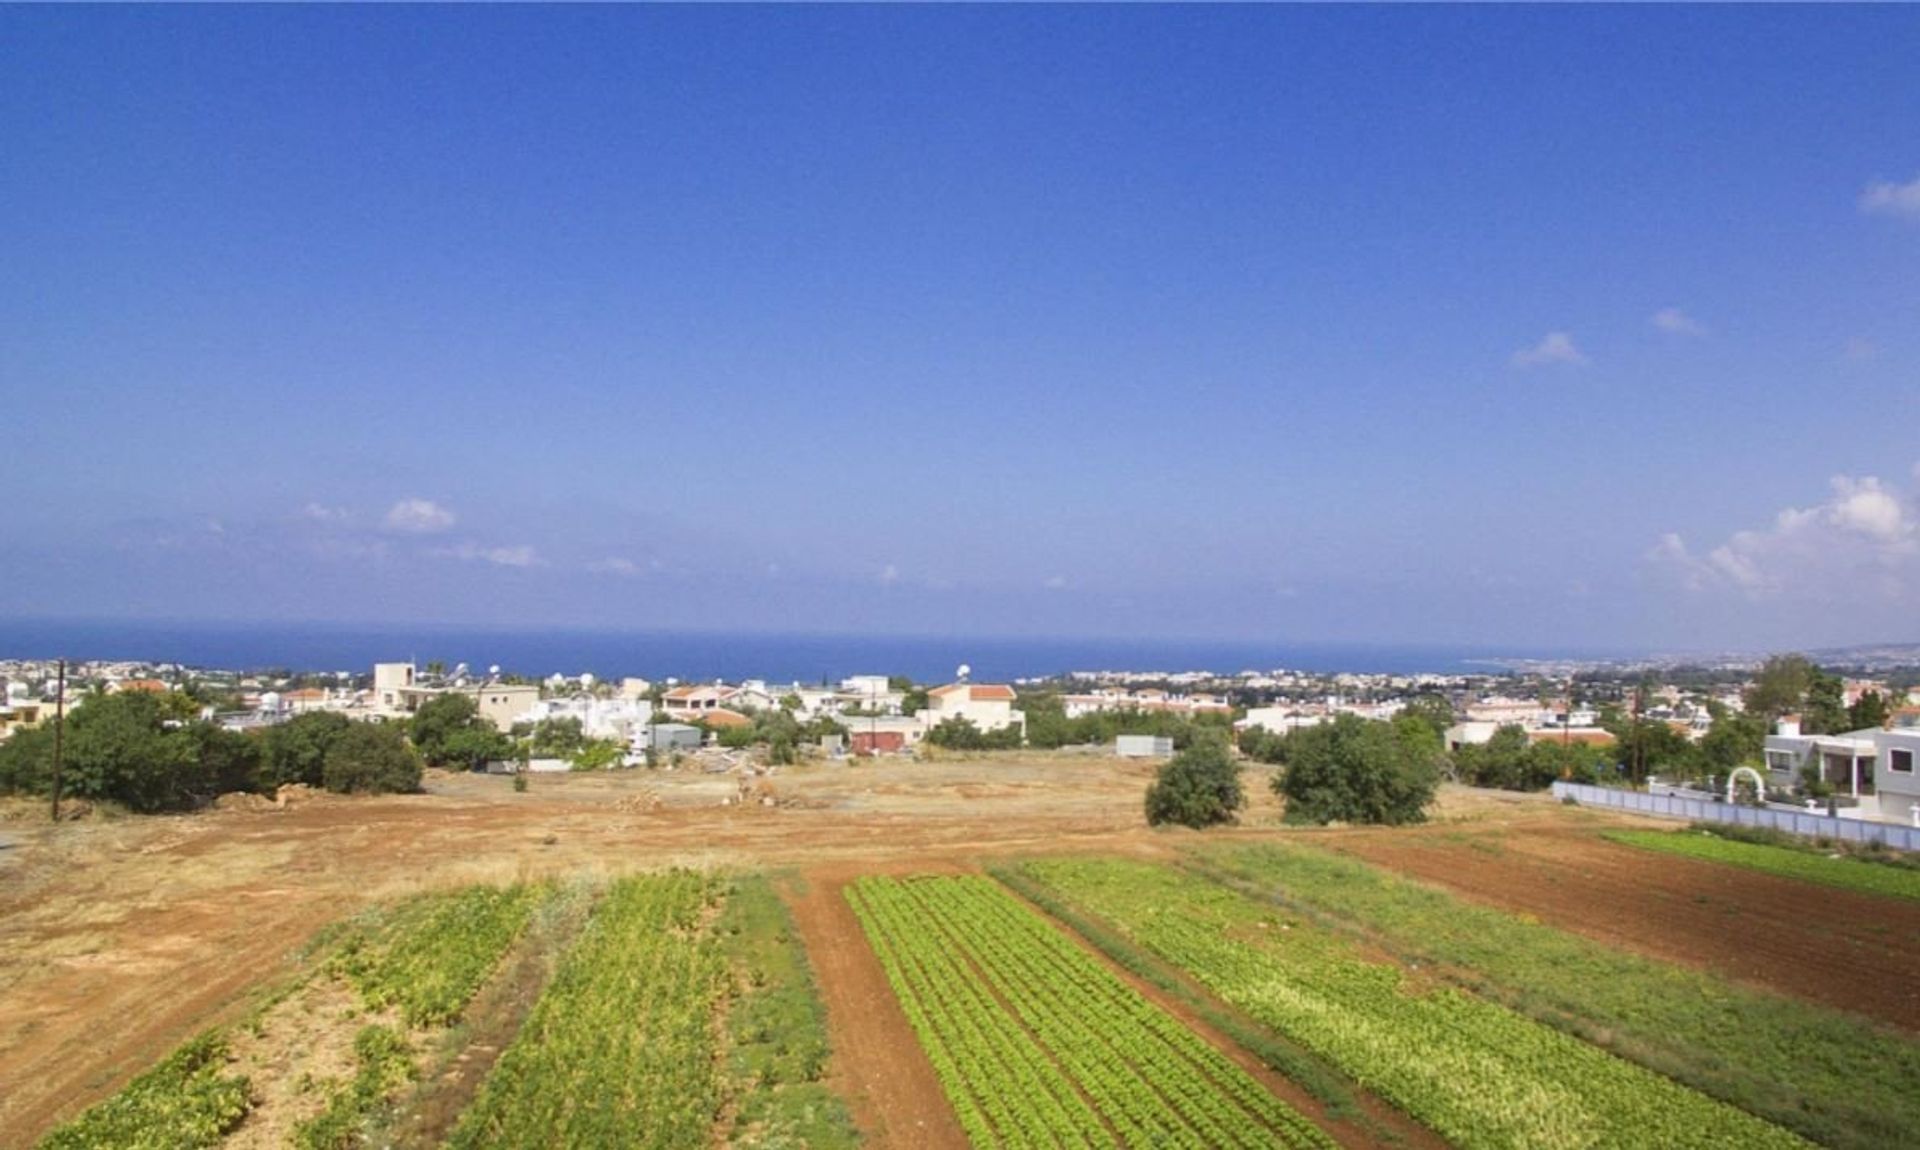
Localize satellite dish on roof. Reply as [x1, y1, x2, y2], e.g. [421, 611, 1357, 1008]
[957, 663, 971, 682]
[488, 665, 501, 677]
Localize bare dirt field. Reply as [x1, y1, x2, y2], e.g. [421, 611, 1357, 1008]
[1, 761, 1911, 1145]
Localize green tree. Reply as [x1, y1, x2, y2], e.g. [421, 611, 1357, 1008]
[1273, 714, 1442, 826]
[409, 693, 487, 767]
[1697, 705, 1767, 774]
[259, 711, 354, 789]
[900, 685, 930, 714]
[322, 722, 422, 794]
[569, 738, 626, 771]
[0, 692, 264, 812]
[439, 725, 513, 772]
[1849, 689, 1892, 732]
[1399, 694, 1457, 742]
[1144, 734, 1244, 828]
[1453, 724, 1534, 790]
[527, 716, 585, 757]
[1803, 671, 1848, 735]
[1602, 713, 1697, 784]
[1744, 654, 1814, 719]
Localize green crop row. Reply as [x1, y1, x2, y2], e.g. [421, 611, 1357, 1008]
[332, 882, 546, 1026]
[36, 882, 547, 1150]
[1019, 857, 1808, 1150]
[1193, 841, 1920, 1150]
[1605, 827, 1920, 901]
[847, 873, 1334, 1149]
[716, 875, 861, 1149]
[446, 871, 730, 1149]
[37, 1033, 250, 1150]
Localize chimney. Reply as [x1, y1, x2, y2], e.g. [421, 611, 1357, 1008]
[1776, 714, 1801, 738]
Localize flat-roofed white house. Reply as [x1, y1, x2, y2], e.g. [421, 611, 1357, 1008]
[917, 683, 1025, 737]
[372, 662, 538, 731]
[1763, 715, 1882, 799]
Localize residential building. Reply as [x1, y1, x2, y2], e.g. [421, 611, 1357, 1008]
[917, 683, 1025, 737]
[371, 662, 538, 731]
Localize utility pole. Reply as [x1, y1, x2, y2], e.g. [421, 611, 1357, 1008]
[50, 659, 66, 822]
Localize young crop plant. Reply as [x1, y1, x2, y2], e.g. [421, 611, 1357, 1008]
[36, 882, 548, 1150]
[846, 873, 1335, 1149]
[292, 1025, 417, 1150]
[1605, 827, 1920, 901]
[1192, 841, 1920, 1150]
[37, 1033, 251, 1150]
[446, 871, 731, 1149]
[1019, 857, 1811, 1150]
[332, 881, 546, 1026]
[716, 876, 860, 1149]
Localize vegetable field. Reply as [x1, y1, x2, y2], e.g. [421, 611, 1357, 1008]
[447, 871, 730, 1149]
[36, 882, 549, 1150]
[847, 874, 1333, 1150]
[1019, 858, 1809, 1150]
[1196, 841, 1920, 1150]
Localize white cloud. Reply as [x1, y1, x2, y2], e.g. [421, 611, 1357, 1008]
[1510, 332, 1590, 370]
[1650, 307, 1705, 336]
[383, 498, 455, 534]
[301, 502, 351, 523]
[1860, 174, 1920, 219]
[435, 542, 542, 568]
[878, 563, 900, 586]
[1043, 574, 1068, 590]
[1649, 473, 1919, 599]
[588, 557, 640, 576]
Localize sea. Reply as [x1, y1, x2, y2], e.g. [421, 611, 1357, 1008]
[0, 619, 1626, 684]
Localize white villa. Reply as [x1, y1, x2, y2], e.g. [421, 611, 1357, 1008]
[917, 682, 1025, 737]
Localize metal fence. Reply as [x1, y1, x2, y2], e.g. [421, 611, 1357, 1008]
[1550, 781, 1920, 851]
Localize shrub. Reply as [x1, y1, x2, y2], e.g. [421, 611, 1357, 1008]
[322, 723, 423, 794]
[1144, 735, 1244, 828]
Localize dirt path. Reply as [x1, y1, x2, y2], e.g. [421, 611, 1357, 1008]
[1321, 825, 1920, 1031]
[784, 864, 969, 1150]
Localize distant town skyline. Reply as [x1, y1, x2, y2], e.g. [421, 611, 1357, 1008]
[4, 6, 1918, 651]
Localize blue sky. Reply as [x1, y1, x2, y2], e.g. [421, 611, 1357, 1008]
[3, 6, 1918, 653]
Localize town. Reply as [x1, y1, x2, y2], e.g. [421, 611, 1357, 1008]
[6, 650, 1920, 827]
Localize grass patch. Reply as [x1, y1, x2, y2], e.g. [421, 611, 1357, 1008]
[38, 1033, 250, 1150]
[1607, 827, 1920, 900]
[717, 875, 860, 1148]
[1193, 841, 1920, 1150]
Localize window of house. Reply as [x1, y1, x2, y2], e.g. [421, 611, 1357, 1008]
[1892, 749, 1914, 774]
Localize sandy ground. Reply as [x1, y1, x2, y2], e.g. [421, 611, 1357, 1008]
[0, 759, 1906, 1145]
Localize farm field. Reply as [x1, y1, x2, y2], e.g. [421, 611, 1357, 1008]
[1191, 841, 1920, 1150]
[1604, 827, 1920, 902]
[4, 761, 1919, 1147]
[848, 874, 1333, 1149]
[39, 882, 551, 1149]
[1016, 856, 1808, 1150]
[1317, 818, 1920, 1029]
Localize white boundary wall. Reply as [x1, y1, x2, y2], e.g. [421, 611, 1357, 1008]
[1551, 781, 1920, 851]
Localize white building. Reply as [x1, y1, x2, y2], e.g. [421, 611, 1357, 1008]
[917, 683, 1025, 736]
